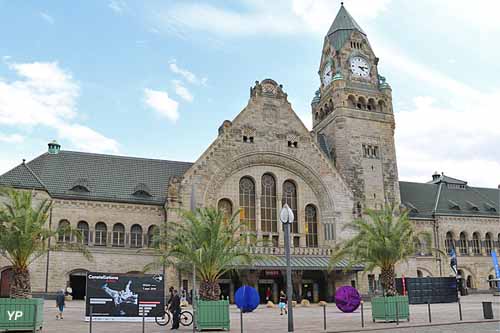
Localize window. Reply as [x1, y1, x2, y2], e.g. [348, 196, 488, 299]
[287, 141, 298, 148]
[445, 232, 455, 253]
[282, 180, 298, 233]
[293, 236, 300, 247]
[417, 270, 423, 278]
[485, 233, 493, 255]
[243, 136, 254, 143]
[472, 232, 481, 255]
[95, 222, 107, 246]
[261, 174, 277, 233]
[305, 205, 318, 248]
[324, 223, 335, 241]
[218, 199, 233, 222]
[112, 223, 125, 247]
[147, 225, 158, 248]
[239, 177, 256, 231]
[130, 224, 143, 248]
[57, 220, 71, 243]
[458, 232, 468, 255]
[77, 221, 89, 245]
[362, 144, 379, 159]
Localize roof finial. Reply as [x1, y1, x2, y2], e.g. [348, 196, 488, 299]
[341, 2, 344, 5]
[22, 159, 25, 165]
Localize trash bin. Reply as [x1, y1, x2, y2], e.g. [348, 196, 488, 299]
[482, 301, 493, 319]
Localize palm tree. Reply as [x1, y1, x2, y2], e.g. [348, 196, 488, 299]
[0, 188, 91, 298]
[148, 208, 254, 301]
[331, 204, 433, 296]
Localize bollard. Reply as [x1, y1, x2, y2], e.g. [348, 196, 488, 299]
[240, 308, 243, 333]
[395, 298, 399, 325]
[89, 305, 93, 333]
[458, 298, 462, 321]
[323, 304, 326, 331]
[360, 301, 364, 328]
[427, 301, 432, 323]
[142, 306, 145, 333]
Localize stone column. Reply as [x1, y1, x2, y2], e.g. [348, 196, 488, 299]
[272, 282, 279, 303]
[313, 283, 319, 303]
[277, 192, 284, 246]
[255, 182, 262, 239]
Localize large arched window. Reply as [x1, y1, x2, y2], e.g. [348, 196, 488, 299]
[130, 224, 143, 248]
[282, 180, 298, 234]
[239, 177, 256, 231]
[261, 174, 277, 233]
[472, 232, 481, 255]
[95, 222, 107, 246]
[57, 220, 71, 243]
[147, 225, 158, 248]
[112, 223, 125, 247]
[458, 232, 468, 255]
[485, 233, 493, 255]
[218, 199, 233, 222]
[445, 231, 455, 253]
[77, 221, 89, 245]
[305, 204, 318, 248]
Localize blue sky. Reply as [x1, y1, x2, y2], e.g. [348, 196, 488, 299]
[1, 0, 499, 187]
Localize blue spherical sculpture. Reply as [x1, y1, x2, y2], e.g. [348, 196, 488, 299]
[234, 285, 260, 313]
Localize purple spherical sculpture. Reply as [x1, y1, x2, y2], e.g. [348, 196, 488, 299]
[335, 286, 361, 313]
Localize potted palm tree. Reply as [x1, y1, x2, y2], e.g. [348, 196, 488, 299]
[0, 188, 90, 331]
[331, 204, 433, 322]
[148, 208, 254, 331]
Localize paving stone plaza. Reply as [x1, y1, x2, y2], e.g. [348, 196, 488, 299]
[40, 294, 499, 333]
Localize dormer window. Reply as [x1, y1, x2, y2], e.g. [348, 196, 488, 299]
[448, 200, 460, 210]
[70, 178, 90, 193]
[133, 183, 152, 198]
[484, 203, 497, 212]
[466, 201, 479, 211]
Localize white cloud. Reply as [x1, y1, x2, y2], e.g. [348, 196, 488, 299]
[172, 80, 193, 102]
[157, 0, 390, 37]
[144, 88, 179, 122]
[169, 60, 207, 86]
[108, 0, 127, 14]
[0, 134, 24, 143]
[0, 61, 119, 154]
[40, 12, 55, 25]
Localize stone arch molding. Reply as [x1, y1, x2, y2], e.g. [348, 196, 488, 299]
[200, 151, 343, 221]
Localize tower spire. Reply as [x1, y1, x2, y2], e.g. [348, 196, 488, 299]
[326, 4, 366, 52]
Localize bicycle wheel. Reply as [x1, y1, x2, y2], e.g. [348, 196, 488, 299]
[155, 311, 171, 326]
[180, 311, 193, 326]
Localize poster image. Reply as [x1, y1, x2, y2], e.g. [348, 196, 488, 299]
[85, 272, 164, 322]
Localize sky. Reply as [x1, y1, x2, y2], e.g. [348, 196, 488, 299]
[0, 0, 499, 188]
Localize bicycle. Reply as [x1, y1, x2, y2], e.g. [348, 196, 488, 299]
[155, 307, 193, 326]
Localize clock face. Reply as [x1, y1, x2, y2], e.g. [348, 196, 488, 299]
[350, 56, 370, 78]
[322, 62, 333, 86]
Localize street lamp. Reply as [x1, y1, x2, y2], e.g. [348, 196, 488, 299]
[280, 203, 294, 332]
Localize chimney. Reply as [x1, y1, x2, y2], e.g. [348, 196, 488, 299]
[432, 171, 440, 182]
[48, 140, 61, 154]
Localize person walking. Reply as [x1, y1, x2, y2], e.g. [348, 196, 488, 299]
[278, 290, 287, 315]
[169, 289, 181, 330]
[55, 289, 65, 320]
[265, 287, 272, 302]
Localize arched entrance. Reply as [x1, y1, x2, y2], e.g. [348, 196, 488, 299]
[0, 268, 12, 297]
[69, 269, 89, 300]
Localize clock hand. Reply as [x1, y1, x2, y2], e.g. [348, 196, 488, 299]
[358, 66, 367, 71]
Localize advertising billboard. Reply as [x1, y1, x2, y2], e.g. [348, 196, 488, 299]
[85, 272, 164, 322]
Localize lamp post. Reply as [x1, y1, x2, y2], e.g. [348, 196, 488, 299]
[280, 203, 294, 332]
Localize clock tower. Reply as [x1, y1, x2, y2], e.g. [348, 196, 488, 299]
[311, 4, 400, 211]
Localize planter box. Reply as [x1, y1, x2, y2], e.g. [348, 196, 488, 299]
[371, 295, 409, 322]
[0, 298, 44, 331]
[195, 299, 230, 331]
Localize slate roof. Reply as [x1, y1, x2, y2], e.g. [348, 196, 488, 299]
[326, 4, 366, 51]
[400, 174, 499, 219]
[237, 257, 363, 271]
[0, 151, 193, 205]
